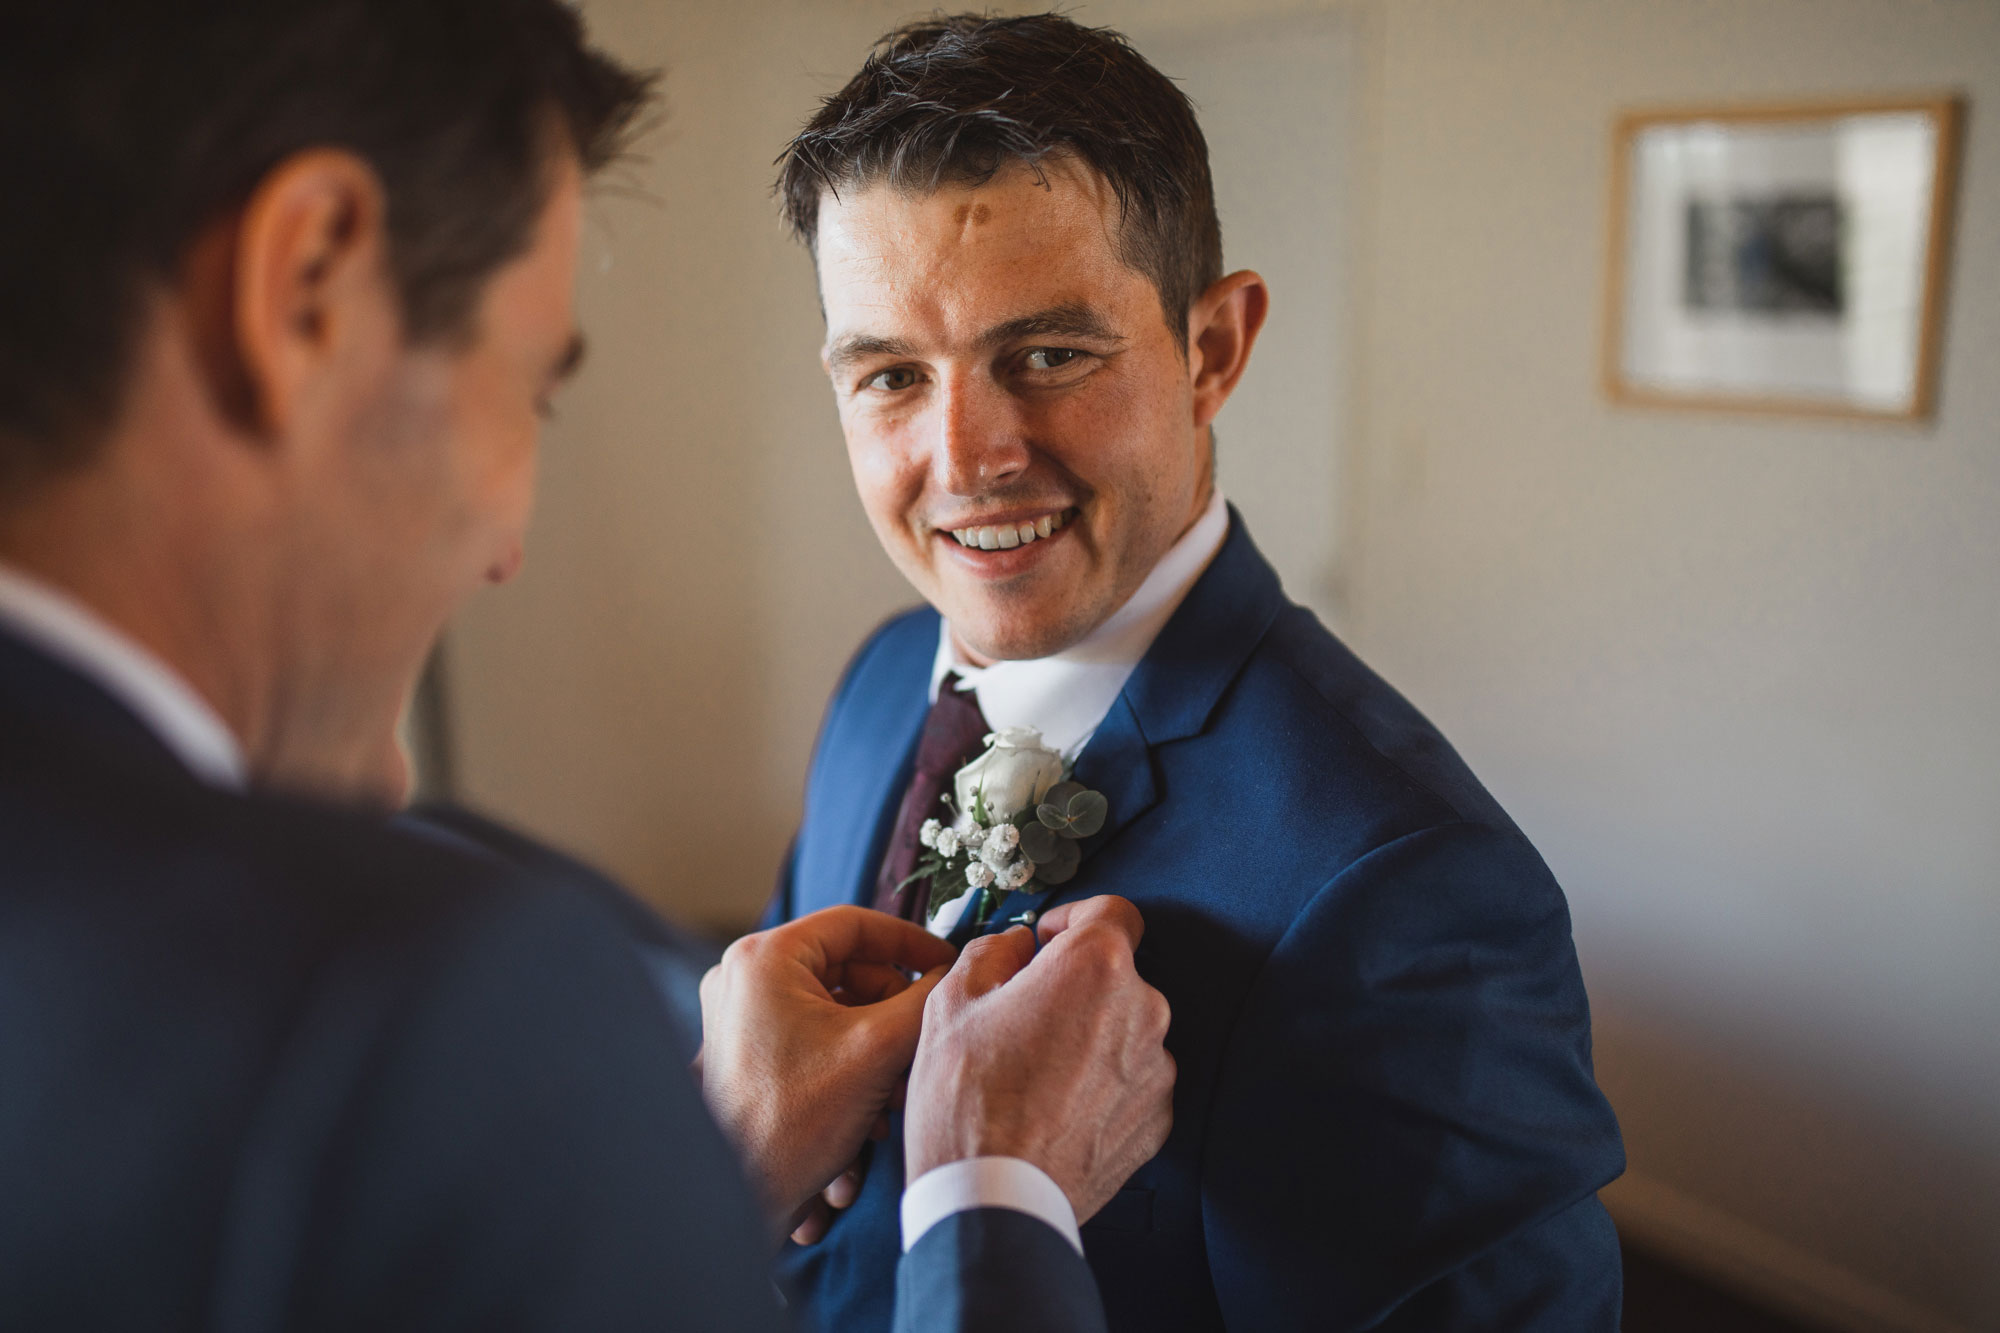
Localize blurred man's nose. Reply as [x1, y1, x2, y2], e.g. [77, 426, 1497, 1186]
[933, 373, 1029, 498]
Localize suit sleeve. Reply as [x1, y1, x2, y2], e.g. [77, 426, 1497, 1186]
[895, 1208, 1109, 1333]
[236, 881, 787, 1333]
[1199, 821, 1625, 1331]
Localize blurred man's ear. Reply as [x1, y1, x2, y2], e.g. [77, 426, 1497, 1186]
[224, 149, 394, 442]
[1186, 270, 1269, 431]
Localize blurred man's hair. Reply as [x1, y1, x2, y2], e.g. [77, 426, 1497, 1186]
[775, 13, 1222, 350]
[0, 0, 654, 497]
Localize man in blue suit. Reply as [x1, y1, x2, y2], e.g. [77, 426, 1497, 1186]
[765, 13, 1627, 1330]
[0, 3, 1175, 1329]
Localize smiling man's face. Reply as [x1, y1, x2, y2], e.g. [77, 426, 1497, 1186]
[816, 157, 1215, 663]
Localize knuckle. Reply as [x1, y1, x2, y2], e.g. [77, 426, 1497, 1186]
[1071, 929, 1126, 978]
[1144, 989, 1172, 1038]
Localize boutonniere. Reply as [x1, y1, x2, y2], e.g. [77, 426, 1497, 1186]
[905, 726, 1109, 936]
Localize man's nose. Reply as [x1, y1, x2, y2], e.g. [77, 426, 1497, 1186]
[932, 373, 1029, 497]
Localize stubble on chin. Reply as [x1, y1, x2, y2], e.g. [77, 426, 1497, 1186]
[943, 585, 1111, 664]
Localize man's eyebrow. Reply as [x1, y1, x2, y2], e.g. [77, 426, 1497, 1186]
[979, 303, 1124, 348]
[825, 304, 1124, 377]
[552, 332, 587, 383]
[825, 333, 918, 376]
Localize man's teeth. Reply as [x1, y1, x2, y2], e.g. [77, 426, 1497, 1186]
[950, 509, 1071, 550]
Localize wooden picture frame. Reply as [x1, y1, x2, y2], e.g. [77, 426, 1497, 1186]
[1603, 95, 1963, 421]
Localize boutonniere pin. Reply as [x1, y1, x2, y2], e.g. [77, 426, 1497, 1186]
[905, 726, 1109, 937]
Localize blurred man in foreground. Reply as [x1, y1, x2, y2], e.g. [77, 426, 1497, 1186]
[0, 3, 1170, 1329]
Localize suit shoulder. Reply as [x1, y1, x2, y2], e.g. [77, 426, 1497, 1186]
[843, 604, 938, 686]
[1231, 602, 1523, 836]
[1, 743, 625, 988]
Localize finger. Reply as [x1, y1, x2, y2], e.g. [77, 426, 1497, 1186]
[854, 963, 949, 1060]
[784, 905, 958, 979]
[791, 1199, 832, 1246]
[943, 926, 1037, 1002]
[823, 1165, 864, 1210]
[1035, 895, 1144, 952]
[831, 961, 914, 1004]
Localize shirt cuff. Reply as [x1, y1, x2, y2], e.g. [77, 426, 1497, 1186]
[900, 1156, 1083, 1256]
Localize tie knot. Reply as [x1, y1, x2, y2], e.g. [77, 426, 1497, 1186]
[916, 673, 991, 777]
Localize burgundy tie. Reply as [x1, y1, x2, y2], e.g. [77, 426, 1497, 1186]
[873, 673, 992, 921]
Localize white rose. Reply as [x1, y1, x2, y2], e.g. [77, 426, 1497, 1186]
[918, 818, 943, 850]
[954, 727, 1065, 822]
[933, 827, 961, 858]
[964, 861, 996, 890]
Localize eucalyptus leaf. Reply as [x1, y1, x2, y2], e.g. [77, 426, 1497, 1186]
[1019, 821, 1060, 863]
[1043, 781, 1086, 809]
[1065, 790, 1108, 838]
[1035, 838, 1082, 884]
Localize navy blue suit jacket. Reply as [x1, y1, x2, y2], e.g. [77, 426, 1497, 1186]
[0, 624, 1106, 1332]
[766, 513, 1627, 1331]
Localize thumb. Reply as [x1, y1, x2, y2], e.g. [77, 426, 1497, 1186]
[855, 963, 949, 1062]
[946, 926, 1037, 1002]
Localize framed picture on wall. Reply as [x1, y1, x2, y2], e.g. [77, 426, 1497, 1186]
[1604, 96, 1963, 420]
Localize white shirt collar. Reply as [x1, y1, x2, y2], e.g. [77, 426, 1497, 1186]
[0, 563, 248, 790]
[930, 488, 1230, 758]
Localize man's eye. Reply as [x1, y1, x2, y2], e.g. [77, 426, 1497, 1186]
[1023, 347, 1083, 371]
[866, 367, 920, 392]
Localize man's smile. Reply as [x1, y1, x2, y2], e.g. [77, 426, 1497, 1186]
[939, 505, 1078, 551]
[929, 505, 1082, 581]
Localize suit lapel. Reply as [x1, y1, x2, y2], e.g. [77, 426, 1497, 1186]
[796, 613, 936, 914]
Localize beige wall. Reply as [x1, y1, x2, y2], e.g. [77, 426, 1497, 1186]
[1348, 3, 1999, 1330]
[444, 1, 1999, 1328]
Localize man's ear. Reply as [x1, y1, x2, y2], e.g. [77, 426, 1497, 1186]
[229, 149, 393, 439]
[1185, 270, 1270, 430]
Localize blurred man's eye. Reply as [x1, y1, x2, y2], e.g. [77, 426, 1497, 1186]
[865, 367, 920, 392]
[1023, 347, 1082, 371]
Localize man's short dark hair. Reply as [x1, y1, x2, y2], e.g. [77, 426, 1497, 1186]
[775, 13, 1223, 349]
[0, 0, 654, 496]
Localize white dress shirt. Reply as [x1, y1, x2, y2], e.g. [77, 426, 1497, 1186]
[901, 488, 1230, 1254]
[0, 562, 246, 789]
